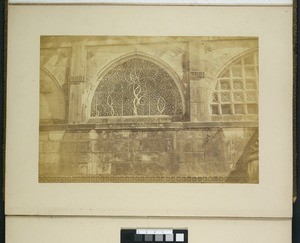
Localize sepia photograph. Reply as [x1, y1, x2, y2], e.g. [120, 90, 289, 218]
[39, 36, 259, 183]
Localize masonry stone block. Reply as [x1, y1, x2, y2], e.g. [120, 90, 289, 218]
[39, 163, 60, 176]
[113, 153, 130, 163]
[88, 153, 103, 163]
[87, 162, 111, 175]
[88, 129, 98, 140]
[112, 163, 136, 175]
[183, 152, 204, 163]
[184, 140, 195, 152]
[111, 139, 129, 153]
[191, 139, 204, 152]
[190, 103, 198, 116]
[48, 131, 65, 141]
[39, 153, 60, 164]
[39, 132, 49, 141]
[139, 139, 157, 152]
[61, 141, 90, 153]
[77, 163, 88, 175]
[63, 131, 89, 140]
[102, 153, 114, 163]
[42, 141, 60, 153]
[128, 139, 141, 152]
[60, 153, 89, 164]
[134, 152, 159, 163]
[92, 140, 105, 152]
[157, 138, 173, 152]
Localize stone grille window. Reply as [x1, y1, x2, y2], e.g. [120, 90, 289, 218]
[211, 51, 258, 115]
[91, 58, 184, 119]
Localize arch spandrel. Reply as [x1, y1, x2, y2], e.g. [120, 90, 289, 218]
[40, 68, 66, 121]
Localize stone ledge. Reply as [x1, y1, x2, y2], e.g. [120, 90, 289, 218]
[40, 121, 258, 131]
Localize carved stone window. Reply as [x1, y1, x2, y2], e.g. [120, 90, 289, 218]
[211, 51, 258, 116]
[91, 58, 184, 120]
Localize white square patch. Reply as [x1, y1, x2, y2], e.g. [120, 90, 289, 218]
[176, 233, 184, 242]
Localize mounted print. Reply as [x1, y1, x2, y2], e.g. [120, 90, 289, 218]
[39, 36, 259, 183]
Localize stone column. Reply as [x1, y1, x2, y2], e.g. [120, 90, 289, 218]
[189, 41, 210, 122]
[68, 42, 86, 123]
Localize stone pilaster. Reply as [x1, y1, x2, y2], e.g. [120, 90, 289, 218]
[68, 42, 86, 123]
[189, 41, 210, 121]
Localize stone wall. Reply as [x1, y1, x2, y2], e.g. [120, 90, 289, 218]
[39, 36, 259, 183]
[40, 36, 258, 123]
[39, 126, 256, 181]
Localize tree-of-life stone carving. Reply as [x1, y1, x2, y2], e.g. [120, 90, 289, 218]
[91, 58, 183, 118]
[127, 68, 147, 116]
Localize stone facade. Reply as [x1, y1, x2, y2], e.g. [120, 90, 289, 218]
[39, 36, 259, 183]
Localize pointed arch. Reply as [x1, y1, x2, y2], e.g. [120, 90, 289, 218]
[214, 48, 258, 81]
[210, 49, 258, 117]
[88, 53, 186, 120]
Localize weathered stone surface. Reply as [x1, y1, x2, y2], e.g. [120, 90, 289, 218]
[40, 141, 60, 153]
[192, 138, 206, 152]
[39, 153, 60, 164]
[134, 152, 159, 163]
[88, 153, 103, 163]
[39, 163, 60, 176]
[40, 127, 254, 179]
[60, 153, 89, 164]
[102, 153, 115, 163]
[183, 140, 194, 152]
[87, 162, 111, 175]
[63, 131, 89, 140]
[128, 139, 140, 152]
[39, 132, 49, 141]
[88, 129, 99, 140]
[113, 153, 130, 163]
[61, 141, 90, 153]
[39, 127, 256, 180]
[183, 152, 205, 163]
[111, 163, 138, 175]
[110, 139, 128, 152]
[91, 140, 105, 152]
[48, 131, 65, 141]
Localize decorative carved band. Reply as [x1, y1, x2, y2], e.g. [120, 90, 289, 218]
[189, 71, 205, 79]
[39, 175, 252, 183]
[69, 75, 85, 82]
